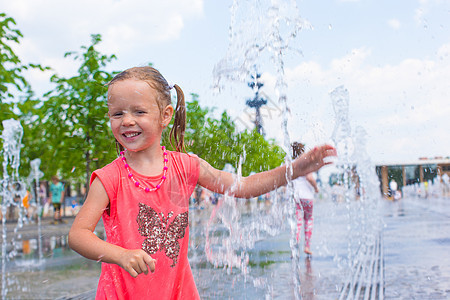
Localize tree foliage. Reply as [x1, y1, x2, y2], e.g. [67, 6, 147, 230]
[0, 13, 47, 106]
[0, 13, 48, 180]
[0, 12, 27, 105]
[35, 34, 118, 190]
[164, 94, 285, 177]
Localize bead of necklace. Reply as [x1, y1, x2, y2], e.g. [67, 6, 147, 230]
[120, 146, 168, 192]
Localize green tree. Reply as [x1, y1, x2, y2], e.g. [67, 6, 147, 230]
[0, 13, 26, 116]
[0, 13, 47, 112]
[237, 129, 286, 176]
[0, 12, 48, 180]
[38, 34, 118, 192]
[204, 113, 285, 176]
[178, 94, 285, 177]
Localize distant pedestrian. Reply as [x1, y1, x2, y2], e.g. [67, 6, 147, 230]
[424, 181, 429, 198]
[71, 199, 80, 216]
[22, 189, 33, 219]
[39, 182, 47, 206]
[442, 173, 449, 197]
[291, 142, 319, 256]
[389, 179, 398, 200]
[49, 176, 65, 224]
[39, 182, 50, 217]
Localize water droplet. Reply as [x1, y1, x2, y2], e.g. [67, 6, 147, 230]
[328, 24, 332, 30]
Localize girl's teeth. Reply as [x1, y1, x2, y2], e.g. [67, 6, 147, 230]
[124, 132, 139, 137]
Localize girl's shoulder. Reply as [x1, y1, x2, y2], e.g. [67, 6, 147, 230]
[167, 151, 200, 179]
[90, 157, 122, 185]
[101, 157, 122, 173]
[168, 150, 199, 164]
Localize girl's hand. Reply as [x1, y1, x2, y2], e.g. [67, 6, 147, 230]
[118, 249, 156, 278]
[294, 144, 337, 177]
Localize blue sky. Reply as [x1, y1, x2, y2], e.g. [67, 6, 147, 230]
[2, 0, 449, 166]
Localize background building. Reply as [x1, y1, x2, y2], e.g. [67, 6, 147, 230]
[375, 157, 450, 198]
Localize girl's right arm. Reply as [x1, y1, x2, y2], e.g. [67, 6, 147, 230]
[198, 144, 336, 198]
[68, 177, 155, 277]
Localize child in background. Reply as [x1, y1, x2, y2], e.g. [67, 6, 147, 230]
[291, 142, 319, 255]
[68, 66, 336, 299]
[71, 199, 80, 216]
[49, 176, 65, 224]
[39, 182, 49, 217]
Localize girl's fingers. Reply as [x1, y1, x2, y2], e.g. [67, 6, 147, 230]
[121, 250, 154, 277]
[127, 266, 139, 278]
[134, 252, 155, 275]
[318, 145, 337, 160]
[144, 254, 156, 273]
[137, 259, 149, 275]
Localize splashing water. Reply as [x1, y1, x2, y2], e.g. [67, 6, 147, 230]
[1, 119, 25, 299]
[28, 159, 44, 262]
[0, 119, 46, 299]
[330, 85, 353, 164]
[1, 119, 23, 181]
[329, 86, 383, 298]
[210, 0, 312, 298]
[213, 0, 309, 86]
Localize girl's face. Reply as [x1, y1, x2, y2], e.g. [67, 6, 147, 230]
[107, 79, 173, 153]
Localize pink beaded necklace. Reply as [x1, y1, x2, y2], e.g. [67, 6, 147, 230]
[120, 146, 168, 192]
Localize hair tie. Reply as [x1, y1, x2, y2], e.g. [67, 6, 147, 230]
[167, 81, 175, 90]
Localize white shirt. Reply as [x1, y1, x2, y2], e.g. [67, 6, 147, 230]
[293, 176, 315, 200]
[389, 180, 398, 191]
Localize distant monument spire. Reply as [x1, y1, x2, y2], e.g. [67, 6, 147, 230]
[246, 72, 267, 135]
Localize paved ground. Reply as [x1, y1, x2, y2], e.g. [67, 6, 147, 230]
[381, 197, 450, 299]
[1, 196, 449, 299]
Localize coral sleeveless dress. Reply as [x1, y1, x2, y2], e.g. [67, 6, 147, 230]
[91, 151, 200, 300]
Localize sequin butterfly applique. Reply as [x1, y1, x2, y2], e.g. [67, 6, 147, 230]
[136, 203, 189, 267]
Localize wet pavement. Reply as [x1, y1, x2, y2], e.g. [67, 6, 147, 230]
[382, 197, 450, 299]
[1, 196, 449, 299]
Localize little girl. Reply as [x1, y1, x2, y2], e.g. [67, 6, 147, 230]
[68, 66, 336, 299]
[291, 142, 319, 255]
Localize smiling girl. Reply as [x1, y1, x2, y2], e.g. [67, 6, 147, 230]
[68, 66, 336, 299]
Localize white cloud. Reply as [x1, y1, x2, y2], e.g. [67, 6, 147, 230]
[261, 42, 450, 162]
[387, 19, 401, 30]
[413, 0, 446, 26]
[414, 8, 426, 25]
[437, 43, 450, 60]
[2, 0, 204, 72]
[330, 48, 372, 75]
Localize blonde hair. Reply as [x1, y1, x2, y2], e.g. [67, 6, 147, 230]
[108, 66, 186, 153]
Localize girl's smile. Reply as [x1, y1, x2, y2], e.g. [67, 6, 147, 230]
[122, 130, 142, 139]
[107, 79, 172, 153]
[123, 132, 140, 138]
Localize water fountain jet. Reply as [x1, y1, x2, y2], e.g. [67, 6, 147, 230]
[1, 119, 25, 299]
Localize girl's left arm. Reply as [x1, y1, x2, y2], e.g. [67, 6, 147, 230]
[306, 173, 319, 193]
[198, 144, 336, 198]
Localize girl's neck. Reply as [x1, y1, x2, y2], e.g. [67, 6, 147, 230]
[123, 145, 165, 176]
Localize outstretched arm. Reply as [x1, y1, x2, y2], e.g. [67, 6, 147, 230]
[198, 144, 336, 198]
[68, 178, 155, 277]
